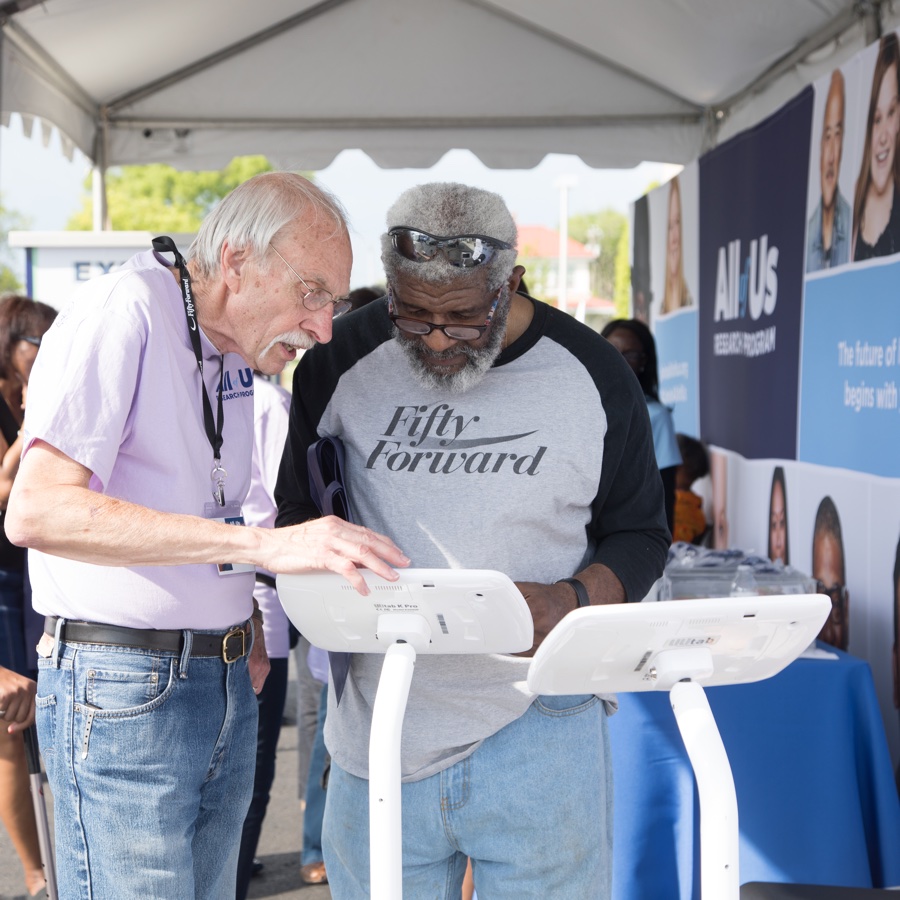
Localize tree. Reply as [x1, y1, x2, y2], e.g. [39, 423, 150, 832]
[613, 219, 631, 318]
[67, 156, 275, 231]
[0, 195, 30, 294]
[567, 209, 627, 300]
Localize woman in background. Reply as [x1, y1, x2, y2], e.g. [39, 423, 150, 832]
[662, 176, 693, 313]
[601, 318, 680, 536]
[852, 32, 900, 260]
[0, 295, 56, 897]
[768, 466, 790, 566]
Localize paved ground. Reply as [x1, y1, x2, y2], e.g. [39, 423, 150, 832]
[0, 665, 331, 900]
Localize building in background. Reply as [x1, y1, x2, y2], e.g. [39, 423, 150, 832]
[516, 224, 614, 331]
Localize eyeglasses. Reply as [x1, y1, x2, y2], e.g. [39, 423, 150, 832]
[387, 286, 501, 341]
[16, 335, 42, 347]
[269, 243, 351, 318]
[389, 227, 512, 268]
[620, 350, 646, 365]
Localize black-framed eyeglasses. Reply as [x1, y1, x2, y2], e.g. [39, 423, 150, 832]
[389, 227, 512, 268]
[16, 335, 42, 347]
[269, 243, 352, 318]
[387, 286, 501, 341]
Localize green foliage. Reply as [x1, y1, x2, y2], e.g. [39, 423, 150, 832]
[567, 209, 626, 300]
[0, 195, 29, 293]
[613, 219, 631, 317]
[67, 156, 276, 231]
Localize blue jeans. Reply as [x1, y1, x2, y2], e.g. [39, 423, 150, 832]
[36, 629, 258, 900]
[323, 694, 612, 900]
[302, 683, 329, 864]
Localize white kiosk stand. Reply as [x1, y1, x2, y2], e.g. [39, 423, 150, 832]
[277, 569, 534, 900]
[527, 594, 831, 900]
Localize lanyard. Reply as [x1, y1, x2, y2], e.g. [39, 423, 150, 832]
[152, 236, 227, 506]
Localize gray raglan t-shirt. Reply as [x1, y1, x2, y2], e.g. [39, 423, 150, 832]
[276, 296, 669, 782]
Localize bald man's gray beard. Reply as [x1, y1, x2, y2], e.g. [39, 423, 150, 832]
[394, 289, 511, 394]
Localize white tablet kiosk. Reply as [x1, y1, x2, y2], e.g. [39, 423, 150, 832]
[277, 569, 533, 900]
[277, 567, 533, 655]
[527, 594, 831, 900]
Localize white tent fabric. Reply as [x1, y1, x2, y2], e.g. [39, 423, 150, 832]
[0, 0, 897, 171]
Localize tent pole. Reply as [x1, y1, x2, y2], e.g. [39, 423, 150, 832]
[92, 113, 108, 231]
[859, 0, 883, 45]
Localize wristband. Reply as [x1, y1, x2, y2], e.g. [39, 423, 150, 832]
[556, 577, 591, 608]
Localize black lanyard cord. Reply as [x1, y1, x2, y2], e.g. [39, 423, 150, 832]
[152, 235, 226, 477]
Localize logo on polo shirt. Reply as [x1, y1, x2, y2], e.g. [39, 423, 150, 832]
[218, 367, 254, 401]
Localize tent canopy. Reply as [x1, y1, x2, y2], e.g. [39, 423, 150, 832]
[0, 0, 892, 171]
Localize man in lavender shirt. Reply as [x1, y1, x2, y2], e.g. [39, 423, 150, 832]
[4, 172, 408, 900]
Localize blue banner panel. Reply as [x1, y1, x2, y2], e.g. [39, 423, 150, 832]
[799, 263, 900, 477]
[698, 88, 813, 459]
[656, 311, 699, 438]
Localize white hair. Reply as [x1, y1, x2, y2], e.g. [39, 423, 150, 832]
[381, 182, 517, 292]
[188, 172, 348, 279]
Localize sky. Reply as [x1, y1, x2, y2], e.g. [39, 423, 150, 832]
[0, 114, 679, 287]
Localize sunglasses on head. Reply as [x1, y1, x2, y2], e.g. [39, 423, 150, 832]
[389, 227, 512, 268]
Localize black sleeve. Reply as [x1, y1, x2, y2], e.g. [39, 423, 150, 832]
[546, 310, 670, 601]
[274, 300, 392, 528]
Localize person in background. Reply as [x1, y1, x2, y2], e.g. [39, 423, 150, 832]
[0, 667, 42, 897]
[807, 69, 852, 271]
[0, 295, 56, 899]
[812, 496, 849, 650]
[601, 318, 680, 536]
[0, 296, 58, 677]
[276, 181, 668, 899]
[710, 450, 730, 550]
[346, 285, 383, 311]
[852, 32, 900, 260]
[767, 466, 790, 566]
[673, 433, 709, 545]
[299, 645, 329, 885]
[235, 373, 293, 899]
[661, 176, 692, 313]
[5, 172, 408, 899]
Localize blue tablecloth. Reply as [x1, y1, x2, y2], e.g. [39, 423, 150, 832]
[608, 646, 900, 899]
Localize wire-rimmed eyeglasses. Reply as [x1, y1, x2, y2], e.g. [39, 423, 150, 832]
[269, 243, 351, 319]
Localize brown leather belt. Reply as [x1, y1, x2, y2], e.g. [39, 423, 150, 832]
[44, 616, 252, 663]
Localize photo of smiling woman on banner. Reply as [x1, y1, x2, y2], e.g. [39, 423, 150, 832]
[852, 31, 900, 261]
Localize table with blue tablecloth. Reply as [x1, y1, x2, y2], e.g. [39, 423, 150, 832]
[608, 645, 900, 899]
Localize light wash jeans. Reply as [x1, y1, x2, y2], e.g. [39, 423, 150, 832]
[36, 628, 258, 900]
[324, 693, 612, 900]
[301, 683, 329, 865]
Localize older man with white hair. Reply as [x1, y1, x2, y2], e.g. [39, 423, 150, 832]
[276, 182, 669, 899]
[5, 171, 408, 899]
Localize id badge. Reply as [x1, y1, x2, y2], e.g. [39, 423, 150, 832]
[204, 500, 256, 576]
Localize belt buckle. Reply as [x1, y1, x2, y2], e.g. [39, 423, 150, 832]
[222, 627, 246, 663]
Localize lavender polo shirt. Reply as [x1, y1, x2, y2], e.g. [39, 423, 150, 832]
[245, 376, 292, 658]
[23, 250, 256, 630]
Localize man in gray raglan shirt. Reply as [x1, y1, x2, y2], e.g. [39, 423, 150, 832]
[276, 182, 669, 899]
